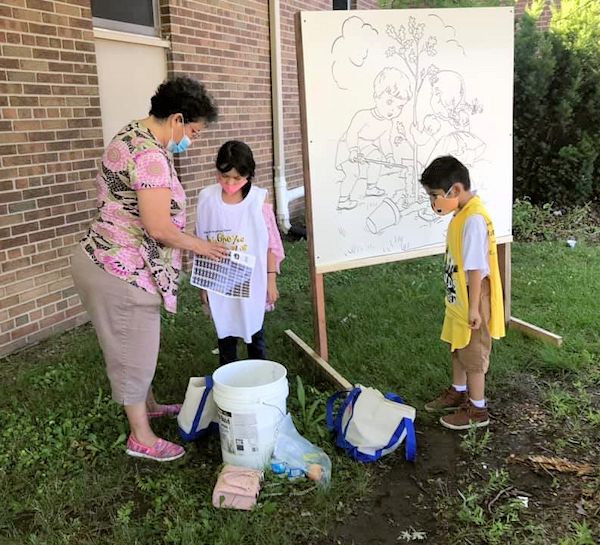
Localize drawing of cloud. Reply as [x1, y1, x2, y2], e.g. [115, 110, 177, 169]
[331, 16, 379, 91]
[426, 14, 466, 56]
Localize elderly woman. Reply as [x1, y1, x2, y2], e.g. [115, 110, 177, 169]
[71, 77, 227, 462]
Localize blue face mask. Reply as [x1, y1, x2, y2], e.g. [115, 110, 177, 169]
[167, 120, 191, 154]
[167, 135, 191, 154]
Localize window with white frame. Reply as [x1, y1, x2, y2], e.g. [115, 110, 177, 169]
[333, 0, 351, 8]
[333, 0, 352, 9]
[91, 0, 160, 37]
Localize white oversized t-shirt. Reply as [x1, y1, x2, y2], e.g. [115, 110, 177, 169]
[196, 184, 268, 343]
[462, 214, 489, 280]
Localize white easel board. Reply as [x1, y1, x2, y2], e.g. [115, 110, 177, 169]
[298, 8, 514, 273]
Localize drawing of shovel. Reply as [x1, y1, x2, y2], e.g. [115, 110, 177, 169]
[362, 158, 408, 170]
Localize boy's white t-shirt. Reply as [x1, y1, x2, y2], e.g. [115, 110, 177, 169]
[195, 184, 268, 343]
[462, 214, 489, 279]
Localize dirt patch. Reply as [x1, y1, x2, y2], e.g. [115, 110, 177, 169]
[315, 425, 462, 545]
[316, 376, 599, 544]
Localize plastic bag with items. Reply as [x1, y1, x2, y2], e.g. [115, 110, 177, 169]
[272, 413, 332, 487]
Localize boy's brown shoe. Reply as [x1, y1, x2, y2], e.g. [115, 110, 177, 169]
[424, 387, 468, 413]
[440, 402, 489, 430]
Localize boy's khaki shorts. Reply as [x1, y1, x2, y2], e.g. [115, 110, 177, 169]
[451, 277, 492, 374]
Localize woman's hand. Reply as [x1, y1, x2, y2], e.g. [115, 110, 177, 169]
[138, 188, 228, 258]
[194, 239, 229, 260]
[267, 274, 279, 305]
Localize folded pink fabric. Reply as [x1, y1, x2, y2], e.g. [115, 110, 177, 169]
[212, 465, 263, 511]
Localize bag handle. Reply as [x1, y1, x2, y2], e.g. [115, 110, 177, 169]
[336, 388, 361, 433]
[326, 388, 363, 455]
[403, 418, 417, 462]
[384, 392, 404, 404]
[381, 393, 417, 462]
[189, 375, 213, 437]
[326, 390, 351, 431]
[339, 389, 361, 437]
[335, 388, 363, 452]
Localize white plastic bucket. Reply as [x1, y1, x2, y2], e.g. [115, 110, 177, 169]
[212, 359, 288, 469]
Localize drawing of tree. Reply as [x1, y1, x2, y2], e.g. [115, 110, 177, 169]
[386, 17, 439, 199]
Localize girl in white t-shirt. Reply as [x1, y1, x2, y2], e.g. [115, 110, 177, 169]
[195, 141, 285, 364]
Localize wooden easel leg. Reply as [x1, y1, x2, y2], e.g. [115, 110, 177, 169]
[296, 13, 329, 362]
[312, 272, 328, 360]
[498, 241, 511, 325]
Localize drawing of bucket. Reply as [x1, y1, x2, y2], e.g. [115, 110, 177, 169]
[366, 197, 401, 234]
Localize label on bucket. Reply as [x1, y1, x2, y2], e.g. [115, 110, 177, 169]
[218, 408, 259, 455]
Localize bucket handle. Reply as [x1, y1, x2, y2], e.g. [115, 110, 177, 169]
[260, 400, 286, 419]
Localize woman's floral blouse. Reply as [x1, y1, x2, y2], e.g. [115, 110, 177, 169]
[80, 121, 186, 313]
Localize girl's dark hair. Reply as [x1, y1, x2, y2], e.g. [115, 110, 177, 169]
[149, 76, 218, 123]
[216, 140, 255, 198]
[420, 155, 471, 191]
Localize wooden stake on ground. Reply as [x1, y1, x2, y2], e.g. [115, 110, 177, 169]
[508, 317, 563, 347]
[285, 329, 353, 391]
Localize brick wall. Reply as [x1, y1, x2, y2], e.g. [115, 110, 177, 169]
[0, 0, 103, 358]
[280, 0, 332, 220]
[515, 0, 555, 29]
[159, 0, 274, 233]
[354, 0, 381, 8]
[159, 0, 349, 225]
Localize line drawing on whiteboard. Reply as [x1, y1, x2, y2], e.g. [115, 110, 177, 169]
[427, 13, 466, 56]
[330, 15, 487, 238]
[331, 16, 379, 91]
[335, 67, 412, 211]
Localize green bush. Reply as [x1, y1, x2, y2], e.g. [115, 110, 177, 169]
[514, 0, 600, 205]
[512, 198, 599, 243]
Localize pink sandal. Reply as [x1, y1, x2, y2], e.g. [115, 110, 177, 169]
[147, 404, 182, 419]
[126, 435, 185, 462]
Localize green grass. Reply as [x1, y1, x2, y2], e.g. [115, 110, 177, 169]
[445, 468, 546, 545]
[0, 240, 599, 544]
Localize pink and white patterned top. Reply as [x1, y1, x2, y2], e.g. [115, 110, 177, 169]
[80, 121, 186, 313]
[262, 202, 285, 272]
